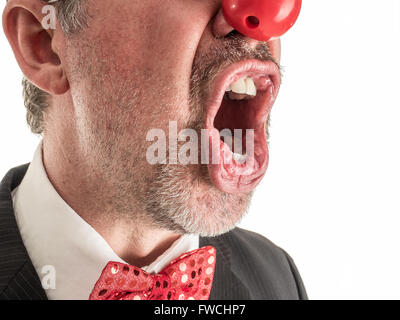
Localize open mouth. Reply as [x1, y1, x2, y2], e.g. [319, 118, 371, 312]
[204, 59, 281, 193]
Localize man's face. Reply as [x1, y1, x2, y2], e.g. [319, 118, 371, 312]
[62, 0, 281, 236]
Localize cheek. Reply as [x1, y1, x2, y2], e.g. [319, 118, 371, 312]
[71, 1, 214, 132]
[98, 2, 210, 94]
[268, 39, 281, 64]
[136, 7, 209, 93]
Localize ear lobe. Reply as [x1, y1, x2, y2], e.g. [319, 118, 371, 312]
[2, 0, 69, 95]
[268, 39, 281, 64]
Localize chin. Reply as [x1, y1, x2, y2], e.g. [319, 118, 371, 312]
[143, 163, 253, 237]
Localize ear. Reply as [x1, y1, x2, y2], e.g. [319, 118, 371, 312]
[2, 0, 69, 95]
[268, 38, 281, 64]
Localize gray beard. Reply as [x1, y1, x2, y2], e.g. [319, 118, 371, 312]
[142, 162, 253, 237]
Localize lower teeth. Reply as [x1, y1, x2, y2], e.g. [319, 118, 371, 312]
[227, 91, 253, 101]
[232, 152, 248, 164]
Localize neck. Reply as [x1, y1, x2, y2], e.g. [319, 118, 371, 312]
[41, 131, 181, 267]
[87, 218, 181, 267]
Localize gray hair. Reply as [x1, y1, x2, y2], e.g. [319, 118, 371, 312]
[21, 0, 87, 134]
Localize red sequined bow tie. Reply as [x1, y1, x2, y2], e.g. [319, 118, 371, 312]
[89, 246, 216, 300]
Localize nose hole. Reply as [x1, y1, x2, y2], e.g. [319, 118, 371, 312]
[246, 16, 260, 29]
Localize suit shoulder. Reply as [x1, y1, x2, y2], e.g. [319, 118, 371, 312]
[227, 227, 287, 259]
[1, 164, 30, 191]
[222, 227, 308, 299]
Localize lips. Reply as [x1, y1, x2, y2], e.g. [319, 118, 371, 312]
[204, 59, 281, 193]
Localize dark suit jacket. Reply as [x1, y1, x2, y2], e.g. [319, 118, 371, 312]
[0, 164, 307, 300]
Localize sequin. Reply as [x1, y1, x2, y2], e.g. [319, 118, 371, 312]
[179, 263, 187, 272]
[122, 266, 130, 274]
[129, 280, 137, 288]
[117, 278, 126, 286]
[98, 289, 107, 296]
[181, 274, 188, 283]
[111, 264, 119, 274]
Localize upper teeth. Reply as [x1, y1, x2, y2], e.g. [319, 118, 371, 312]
[226, 77, 257, 97]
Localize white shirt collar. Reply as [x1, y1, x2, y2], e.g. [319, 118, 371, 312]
[11, 141, 199, 300]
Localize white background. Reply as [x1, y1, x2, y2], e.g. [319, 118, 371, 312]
[1, 1, 399, 299]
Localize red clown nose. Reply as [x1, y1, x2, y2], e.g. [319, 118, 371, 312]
[222, 0, 302, 41]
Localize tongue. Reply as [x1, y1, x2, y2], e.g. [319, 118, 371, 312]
[206, 128, 269, 193]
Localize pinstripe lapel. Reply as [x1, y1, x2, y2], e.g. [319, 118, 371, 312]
[200, 234, 251, 300]
[0, 164, 47, 300]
